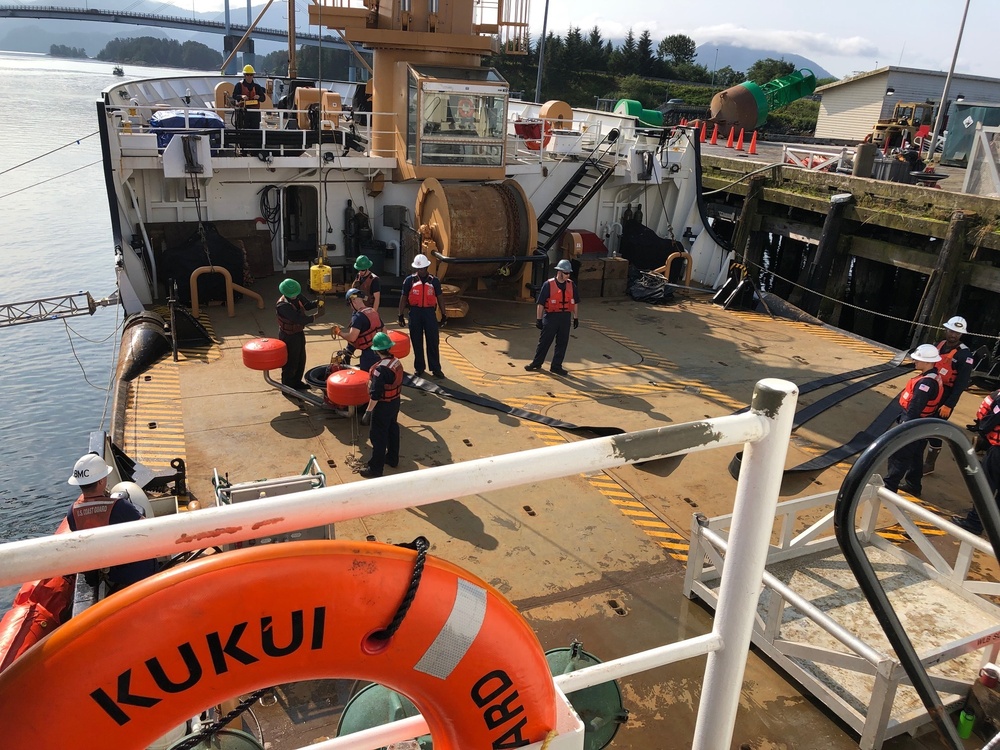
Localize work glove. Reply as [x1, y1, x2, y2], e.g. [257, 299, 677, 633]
[397, 314, 406, 326]
[937, 405, 952, 419]
[331, 324, 342, 338]
[966, 422, 980, 432]
[439, 316, 447, 328]
[573, 319, 579, 330]
[536, 319, 543, 330]
[360, 411, 372, 426]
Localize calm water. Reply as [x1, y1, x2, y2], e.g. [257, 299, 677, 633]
[0, 52, 203, 607]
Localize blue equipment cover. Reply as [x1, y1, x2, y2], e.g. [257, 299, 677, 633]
[149, 109, 225, 148]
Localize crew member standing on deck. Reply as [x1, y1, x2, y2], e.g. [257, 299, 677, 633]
[232, 65, 266, 129]
[351, 255, 381, 311]
[276, 278, 318, 390]
[66, 453, 156, 593]
[953, 387, 1000, 534]
[333, 287, 384, 371]
[398, 254, 446, 378]
[883, 344, 943, 496]
[358, 332, 403, 479]
[924, 315, 974, 475]
[525, 259, 579, 376]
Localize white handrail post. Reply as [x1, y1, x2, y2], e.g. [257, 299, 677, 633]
[692, 378, 798, 750]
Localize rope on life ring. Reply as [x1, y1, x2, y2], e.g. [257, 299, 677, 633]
[0, 540, 557, 750]
[456, 96, 475, 119]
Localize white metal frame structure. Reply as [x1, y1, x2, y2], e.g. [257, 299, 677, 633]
[0, 379, 798, 750]
[685, 478, 1000, 750]
[963, 124, 1000, 197]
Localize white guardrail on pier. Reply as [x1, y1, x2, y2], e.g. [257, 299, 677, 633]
[0, 379, 798, 750]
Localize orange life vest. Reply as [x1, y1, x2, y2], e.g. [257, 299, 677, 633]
[353, 307, 383, 350]
[370, 357, 403, 401]
[353, 272, 378, 306]
[70, 493, 116, 531]
[543, 278, 576, 314]
[235, 80, 261, 106]
[977, 389, 1000, 446]
[407, 277, 438, 308]
[898, 371, 943, 417]
[935, 340, 970, 388]
[276, 296, 308, 334]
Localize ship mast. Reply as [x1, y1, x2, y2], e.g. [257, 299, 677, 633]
[287, 0, 297, 79]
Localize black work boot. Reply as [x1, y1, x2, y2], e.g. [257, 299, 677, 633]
[922, 446, 941, 476]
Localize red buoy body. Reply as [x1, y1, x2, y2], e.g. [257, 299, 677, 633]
[388, 329, 411, 359]
[242, 338, 288, 371]
[326, 367, 370, 407]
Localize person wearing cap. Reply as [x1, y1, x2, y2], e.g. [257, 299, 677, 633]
[358, 332, 404, 479]
[923, 315, 975, 475]
[398, 254, 446, 378]
[333, 287, 384, 371]
[276, 278, 319, 390]
[952, 387, 1000, 534]
[65, 453, 156, 593]
[351, 255, 381, 311]
[233, 64, 266, 129]
[883, 344, 944, 496]
[525, 259, 579, 376]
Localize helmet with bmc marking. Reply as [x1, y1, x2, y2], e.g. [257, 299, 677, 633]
[345, 287, 364, 302]
[944, 316, 967, 333]
[243, 65, 256, 75]
[411, 254, 431, 269]
[354, 255, 373, 271]
[371, 332, 394, 351]
[910, 344, 942, 363]
[554, 259, 573, 273]
[279, 278, 301, 298]
[68, 453, 113, 486]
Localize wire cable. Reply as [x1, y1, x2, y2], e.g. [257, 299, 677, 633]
[63, 319, 110, 391]
[0, 132, 98, 176]
[0, 161, 102, 201]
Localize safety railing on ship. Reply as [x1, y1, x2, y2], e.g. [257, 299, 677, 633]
[0, 379, 798, 750]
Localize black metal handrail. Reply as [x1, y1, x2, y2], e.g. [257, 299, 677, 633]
[834, 418, 1000, 749]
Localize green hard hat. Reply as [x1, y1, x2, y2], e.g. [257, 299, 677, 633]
[371, 332, 393, 351]
[279, 278, 301, 298]
[354, 255, 372, 271]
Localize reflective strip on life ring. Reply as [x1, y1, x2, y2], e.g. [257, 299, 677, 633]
[0, 540, 557, 750]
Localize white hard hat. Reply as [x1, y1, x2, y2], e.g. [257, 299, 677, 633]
[110, 481, 154, 519]
[68, 453, 113, 486]
[943, 316, 967, 333]
[411, 254, 431, 269]
[910, 344, 942, 363]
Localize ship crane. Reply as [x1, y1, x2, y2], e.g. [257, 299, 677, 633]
[0, 291, 118, 328]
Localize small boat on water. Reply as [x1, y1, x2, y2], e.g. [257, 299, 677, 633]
[113, 65, 124, 76]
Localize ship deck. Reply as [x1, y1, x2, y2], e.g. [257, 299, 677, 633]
[122, 275, 999, 749]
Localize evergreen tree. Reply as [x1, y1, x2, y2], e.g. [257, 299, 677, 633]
[611, 28, 638, 75]
[585, 26, 606, 71]
[636, 30, 655, 77]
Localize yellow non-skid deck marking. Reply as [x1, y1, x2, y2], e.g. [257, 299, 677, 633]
[152, 306, 222, 364]
[122, 358, 186, 470]
[727, 309, 896, 359]
[876, 492, 949, 542]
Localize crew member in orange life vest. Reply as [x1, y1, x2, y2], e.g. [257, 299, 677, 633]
[333, 287, 384, 371]
[358, 333, 404, 479]
[883, 344, 944, 496]
[398, 254, 446, 378]
[276, 278, 319, 390]
[65, 453, 156, 592]
[233, 64, 266, 128]
[525, 259, 579, 376]
[952, 387, 1000, 534]
[923, 315, 975, 475]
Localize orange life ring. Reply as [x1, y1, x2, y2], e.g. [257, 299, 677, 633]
[0, 541, 557, 749]
[456, 96, 475, 119]
[524, 119, 552, 151]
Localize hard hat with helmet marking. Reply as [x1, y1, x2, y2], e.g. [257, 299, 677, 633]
[371, 332, 394, 351]
[944, 316, 967, 333]
[242, 65, 256, 75]
[910, 344, 942, 363]
[554, 259, 573, 273]
[279, 278, 301, 298]
[411, 254, 431, 269]
[354, 255, 373, 271]
[68, 453, 113, 486]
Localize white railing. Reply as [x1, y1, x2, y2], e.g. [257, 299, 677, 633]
[782, 144, 855, 172]
[0, 379, 798, 750]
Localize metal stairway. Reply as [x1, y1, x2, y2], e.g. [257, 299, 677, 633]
[535, 157, 616, 252]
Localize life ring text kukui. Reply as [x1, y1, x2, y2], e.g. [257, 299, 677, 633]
[0, 540, 557, 749]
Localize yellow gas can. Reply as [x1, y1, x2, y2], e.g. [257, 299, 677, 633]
[310, 261, 333, 293]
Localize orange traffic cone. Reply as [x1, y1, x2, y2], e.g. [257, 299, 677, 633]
[735, 128, 745, 151]
[700, 122, 707, 142]
[680, 117, 688, 126]
[725, 127, 735, 148]
[709, 123, 719, 145]
[748, 130, 758, 155]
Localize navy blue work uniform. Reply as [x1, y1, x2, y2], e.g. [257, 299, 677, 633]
[400, 273, 443, 375]
[276, 295, 316, 389]
[67, 496, 156, 592]
[528, 277, 579, 372]
[365, 356, 403, 477]
[349, 308, 382, 371]
[884, 372, 943, 495]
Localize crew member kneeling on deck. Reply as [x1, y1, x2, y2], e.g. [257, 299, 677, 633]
[233, 64, 265, 129]
[883, 344, 943, 497]
[525, 259, 579, 377]
[333, 287, 384, 371]
[66, 453, 156, 594]
[276, 278, 318, 390]
[359, 333, 403, 479]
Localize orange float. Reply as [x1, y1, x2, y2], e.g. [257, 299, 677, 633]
[242, 338, 287, 370]
[0, 541, 557, 750]
[326, 366, 373, 406]
[388, 329, 411, 359]
[513, 118, 552, 151]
